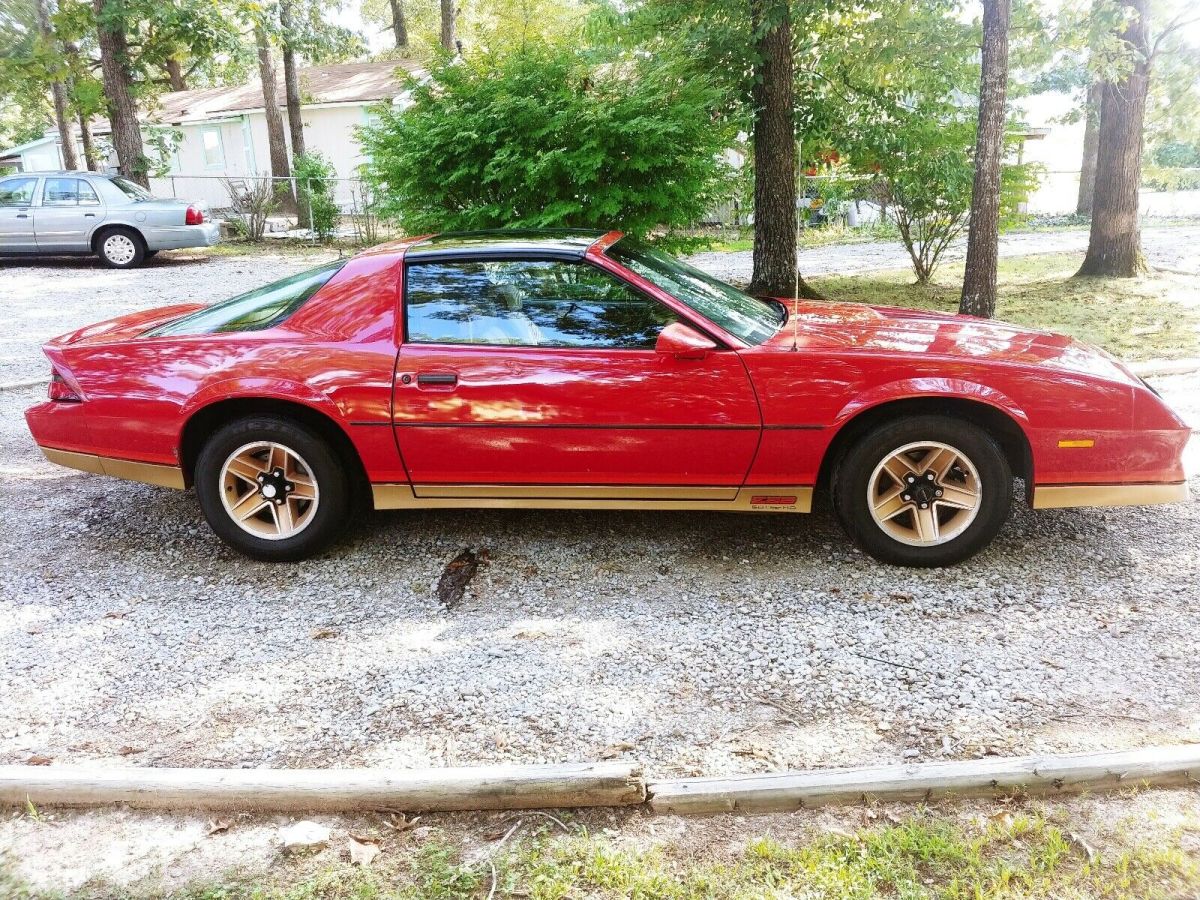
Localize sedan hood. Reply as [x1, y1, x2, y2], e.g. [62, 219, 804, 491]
[761, 299, 1141, 386]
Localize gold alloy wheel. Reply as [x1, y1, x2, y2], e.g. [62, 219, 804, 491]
[867, 441, 982, 547]
[219, 442, 319, 540]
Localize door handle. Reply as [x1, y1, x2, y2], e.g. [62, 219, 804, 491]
[16, 213, 29, 219]
[416, 372, 457, 387]
[84, 213, 96, 217]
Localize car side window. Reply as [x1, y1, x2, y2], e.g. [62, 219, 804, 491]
[405, 258, 678, 349]
[42, 178, 96, 206]
[0, 177, 37, 207]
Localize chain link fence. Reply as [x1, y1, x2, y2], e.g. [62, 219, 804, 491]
[150, 173, 397, 245]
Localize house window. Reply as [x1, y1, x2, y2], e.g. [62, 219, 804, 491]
[201, 127, 226, 169]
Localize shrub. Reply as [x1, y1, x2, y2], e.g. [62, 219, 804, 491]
[359, 44, 734, 240]
[223, 177, 280, 241]
[294, 152, 340, 240]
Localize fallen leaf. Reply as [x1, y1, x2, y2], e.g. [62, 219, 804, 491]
[381, 813, 420, 832]
[207, 819, 231, 836]
[1067, 830, 1099, 864]
[437, 549, 479, 608]
[310, 626, 339, 640]
[103, 610, 128, 619]
[599, 741, 636, 759]
[348, 835, 381, 866]
[117, 746, 144, 756]
[26, 755, 52, 766]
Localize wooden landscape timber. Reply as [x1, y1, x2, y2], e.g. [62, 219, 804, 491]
[2, 745, 1199, 816]
[648, 745, 1200, 815]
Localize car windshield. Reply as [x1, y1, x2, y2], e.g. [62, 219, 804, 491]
[110, 176, 153, 201]
[146, 261, 346, 336]
[607, 240, 784, 345]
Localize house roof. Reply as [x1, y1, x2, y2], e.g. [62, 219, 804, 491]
[148, 59, 423, 124]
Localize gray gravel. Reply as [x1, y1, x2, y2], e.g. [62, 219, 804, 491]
[1, 246, 1198, 777]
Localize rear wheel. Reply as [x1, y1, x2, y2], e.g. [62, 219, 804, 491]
[833, 415, 1011, 567]
[96, 227, 145, 269]
[195, 416, 351, 561]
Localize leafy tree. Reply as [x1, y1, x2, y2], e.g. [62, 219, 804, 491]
[359, 43, 734, 240]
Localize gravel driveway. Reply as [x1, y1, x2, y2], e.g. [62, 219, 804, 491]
[1, 243, 1198, 777]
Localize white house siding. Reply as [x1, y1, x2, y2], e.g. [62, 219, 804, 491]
[150, 117, 256, 210]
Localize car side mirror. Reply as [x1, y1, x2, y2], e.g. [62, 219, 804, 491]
[656, 322, 717, 360]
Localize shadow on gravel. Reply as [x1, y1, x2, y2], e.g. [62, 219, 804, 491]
[0, 253, 212, 270]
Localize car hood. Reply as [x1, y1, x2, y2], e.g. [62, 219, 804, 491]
[759, 299, 1141, 385]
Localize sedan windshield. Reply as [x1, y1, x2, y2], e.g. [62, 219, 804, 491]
[146, 261, 346, 336]
[607, 240, 784, 345]
[110, 176, 153, 201]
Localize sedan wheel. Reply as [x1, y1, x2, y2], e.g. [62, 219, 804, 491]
[834, 415, 1011, 567]
[196, 416, 351, 561]
[98, 229, 145, 269]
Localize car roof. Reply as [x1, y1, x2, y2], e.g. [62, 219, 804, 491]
[4, 170, 111, 178]
[404, 228, 613, 260]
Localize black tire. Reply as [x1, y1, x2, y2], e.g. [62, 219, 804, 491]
[96, 227, 146, 269]
[144, 250, 159, 259]
[195, 416, 352, 561]
[833, 414, 1011, 567]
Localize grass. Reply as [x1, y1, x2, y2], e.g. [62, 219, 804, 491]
[8, 808, 1198, 900]
[811, 251, 1200, 361]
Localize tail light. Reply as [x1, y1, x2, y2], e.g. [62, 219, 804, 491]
[49, 368, 80, 402]
[185, 205, 204, 225]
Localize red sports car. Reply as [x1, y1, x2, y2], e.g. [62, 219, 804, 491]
[25, 230, 1191, 566]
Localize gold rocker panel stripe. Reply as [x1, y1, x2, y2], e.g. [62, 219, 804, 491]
[41, 447, 186, 490]
[1032, 482, 1189, 509]
[374, 484, 814, 513]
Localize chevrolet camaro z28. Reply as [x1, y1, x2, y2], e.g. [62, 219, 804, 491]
[25, 229, 1192, 566]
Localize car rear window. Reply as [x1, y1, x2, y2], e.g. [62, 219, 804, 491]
[146, 261, 346, 336]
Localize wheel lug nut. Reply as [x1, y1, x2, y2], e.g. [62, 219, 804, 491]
[920, 503, 928, 509]
[926, 473, 934, 480]
[936, 489, 943, 497]
[903, 494, 911, 501]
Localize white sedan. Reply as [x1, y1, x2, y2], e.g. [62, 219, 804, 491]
[0, 171, 220, 268]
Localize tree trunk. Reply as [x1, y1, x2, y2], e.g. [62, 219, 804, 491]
[254, 23, 295, 214]
[93, 0, 147, 187]
[164, 57, 187, 92]
[35, 0, 79, 171]
[279, 0, 307, 160]
[389, 0, 408, 49]
[959, 0, 1011, 318]
[746, 0, 820, 299]
[77, 109, 99, 171]
[440, 0, 455, 52]
[1076, 0, 1149, 277]
[1075, 80, 1101, 216]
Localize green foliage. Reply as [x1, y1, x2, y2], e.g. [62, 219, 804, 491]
[1142, 165, 1200, 192]
[1153, 141, 1200, 168]
[360, 43, 734, 239]
[294, 151, 340, 239]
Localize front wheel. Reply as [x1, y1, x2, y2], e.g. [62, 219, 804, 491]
[833, 415, 1012, 567]
[195, 416, 351, 561]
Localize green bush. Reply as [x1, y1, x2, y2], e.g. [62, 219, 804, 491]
[294, 151, 340, 239]
[359, 44, 734, 240]
[1142, 165, 1200, 192]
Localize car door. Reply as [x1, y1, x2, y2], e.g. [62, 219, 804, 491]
[34, 177, 104, 252]
[392, 255, 762, 498]
[0, 176, 39, 252]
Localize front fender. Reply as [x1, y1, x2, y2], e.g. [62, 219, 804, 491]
[834, 377, 1030, 427]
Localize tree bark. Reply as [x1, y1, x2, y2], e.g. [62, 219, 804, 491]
[389, 0, 408, 49]
[35, 0, 79, 170]
[1075, 80, 1101, 216]
[254, 23, 295, 213]
[440, 0, 455, 52]
[93, 0, 148, 187]
[164, 57, 187, 92]
[959, 0, 1011, 318]
[279, 0, 307, 160]
[1077, 0, 1149, 277]
[77, 109, 99, 171]
[746, 0, 820, 299]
